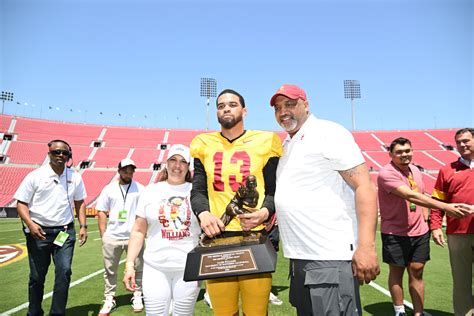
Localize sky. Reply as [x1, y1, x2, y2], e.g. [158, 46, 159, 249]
[0, 0, 472, 132]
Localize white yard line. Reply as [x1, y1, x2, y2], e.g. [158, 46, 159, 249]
[1, 259, 126, 315]
[369, 281, 414, 310]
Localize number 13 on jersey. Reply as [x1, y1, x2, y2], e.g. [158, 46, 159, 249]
[212, 151, 251, 192]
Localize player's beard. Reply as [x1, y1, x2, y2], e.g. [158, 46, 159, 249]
[218, 113, 243, 129]
[278, 115, 298, 133]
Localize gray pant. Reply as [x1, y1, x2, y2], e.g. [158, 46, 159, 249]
[102, 235, 144, 297]
[289, 259, 362, 316]
[447, 234, 474, 316]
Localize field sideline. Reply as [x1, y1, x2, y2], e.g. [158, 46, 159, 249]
[0, 218, 454, 315]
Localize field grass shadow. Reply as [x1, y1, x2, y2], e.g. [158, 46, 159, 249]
[364, 302, 453, 316]
[66, 294, 134, 316]
[66, 303, 101, 316]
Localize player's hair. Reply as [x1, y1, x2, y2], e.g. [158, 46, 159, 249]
[216, 89, 246, 108]
[455, 128, 474, 138]
[389, 137, 412, 153]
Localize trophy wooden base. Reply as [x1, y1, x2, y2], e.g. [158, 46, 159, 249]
[183, 232, 276, 281]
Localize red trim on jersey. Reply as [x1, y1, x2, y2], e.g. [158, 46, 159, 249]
[430, 160, 474, 233]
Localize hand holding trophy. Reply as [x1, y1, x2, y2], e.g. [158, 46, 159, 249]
[184, 175, 277, 281]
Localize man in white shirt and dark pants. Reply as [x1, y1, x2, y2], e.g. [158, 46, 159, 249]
[96, 158, 144, 316]
[269, 85, 380, 316]
[15, 139, 88, 316]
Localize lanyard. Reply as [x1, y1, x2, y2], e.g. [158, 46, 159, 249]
[119, 183, 131, 208]
[391, 162, 418, 211]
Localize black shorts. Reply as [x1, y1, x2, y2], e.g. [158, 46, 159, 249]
[382, 231, 430, 266]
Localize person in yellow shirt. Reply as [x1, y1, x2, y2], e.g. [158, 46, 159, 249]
[190, 89, 282, 316]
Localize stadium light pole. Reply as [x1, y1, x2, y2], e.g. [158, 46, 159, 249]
[200, 78, 217, 130]
[344, 80, 361, 131]
[1, 91, 14, 115]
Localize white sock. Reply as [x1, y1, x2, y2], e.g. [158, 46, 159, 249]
[394, 305, 405, 315]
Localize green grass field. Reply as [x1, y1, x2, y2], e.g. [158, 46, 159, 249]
[0, 218, 454, 315]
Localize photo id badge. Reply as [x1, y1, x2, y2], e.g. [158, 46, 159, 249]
[118, 210, 128, 222]
[53, 231, 69, 247]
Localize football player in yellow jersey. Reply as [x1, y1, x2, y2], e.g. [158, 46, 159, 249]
[190, 89, 282, 316]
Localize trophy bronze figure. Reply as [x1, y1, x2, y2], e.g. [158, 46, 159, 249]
[183, 175, 277, 281]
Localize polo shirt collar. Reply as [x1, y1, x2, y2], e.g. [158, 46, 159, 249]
[459, 157, 474, 169]
[45, 163, 67, 178]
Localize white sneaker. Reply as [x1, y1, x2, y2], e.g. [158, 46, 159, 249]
[203, 291, 213, 309]
[99, 296, 116, 316]
[131, 291, 144, 312]
[269, 292, 283, 305]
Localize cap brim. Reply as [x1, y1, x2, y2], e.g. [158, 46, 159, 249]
[270, 92, 298, 106]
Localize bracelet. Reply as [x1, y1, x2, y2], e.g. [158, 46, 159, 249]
[80, 224, 88, 229]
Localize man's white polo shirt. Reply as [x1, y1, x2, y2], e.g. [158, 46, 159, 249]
[95, 180, 144, 240]
[14, 164, 87, 227]
[275, 114, 365, 260]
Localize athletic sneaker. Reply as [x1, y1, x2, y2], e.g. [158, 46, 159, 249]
[99, 296, 116, 316]
[269, 292, 283, 305]
[203, 291, 213, 309]
[131, 291, 144, 312]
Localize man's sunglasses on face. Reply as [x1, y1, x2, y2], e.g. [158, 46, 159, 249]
[50, 150, 70, 157]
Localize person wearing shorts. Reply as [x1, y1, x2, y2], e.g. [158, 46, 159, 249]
[378, 137, 468, 316]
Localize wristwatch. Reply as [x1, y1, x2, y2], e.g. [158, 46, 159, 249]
[80, 224, 88, 229]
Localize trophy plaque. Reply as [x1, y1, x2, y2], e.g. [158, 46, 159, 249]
[183, 176, 277, 281]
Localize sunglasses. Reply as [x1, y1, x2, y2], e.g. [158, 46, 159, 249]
[49, 150, 70, 156]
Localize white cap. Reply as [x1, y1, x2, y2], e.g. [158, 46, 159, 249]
[118, 158, 136, 169]
[167, 144, 190, 163]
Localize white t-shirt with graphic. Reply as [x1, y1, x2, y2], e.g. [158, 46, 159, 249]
[135, 181, 200, 271]
[95, 180, 144, 240]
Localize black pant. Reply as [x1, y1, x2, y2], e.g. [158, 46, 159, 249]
[25, 224, 76, 316]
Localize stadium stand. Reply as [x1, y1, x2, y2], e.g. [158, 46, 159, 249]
[0, 115, 463, 209]
[353, 132, 386, 151]
[130, 148, 162, 169]
[81, 170, 116, 205]
[411, 151, 445, 170]
[14, 116, 102, 145]
[422, 173, 438, 194]
[166, 129, 202, 146]
[426, 150, 460, 165]
[373, 130, 443, 150]
[70, 145, 94, 167]
[364, 151, 391, 169]
[0, 115, 12, 132]
[6, 141, 47, 165]
[427, 129, 459, 147]
[133, 171, 154, 186]
[0, 166, 34, 206]
[92, 147, 131, 168]
[102, 126, 166, 148]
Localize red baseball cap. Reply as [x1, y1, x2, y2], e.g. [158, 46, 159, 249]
[270, 84, 307, 106]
